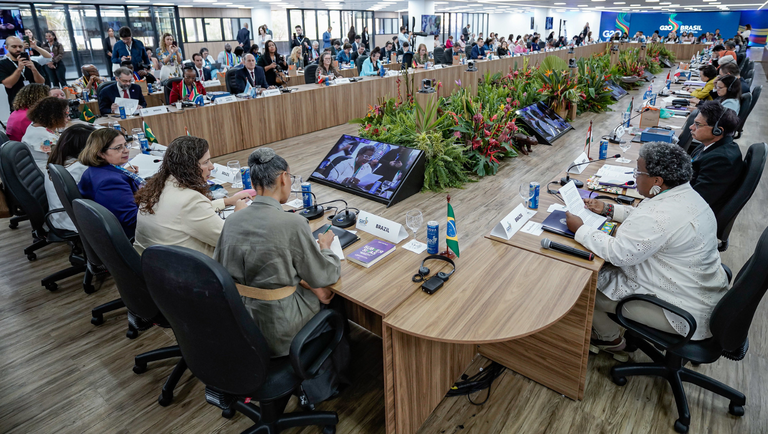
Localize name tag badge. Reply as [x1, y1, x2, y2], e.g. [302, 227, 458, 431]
[23, 80, 30, 86]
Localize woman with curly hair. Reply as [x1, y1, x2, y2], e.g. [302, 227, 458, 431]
[6, 83, 49, 142]
[22, 96, 69, 169]
[133, 136, 252, 257]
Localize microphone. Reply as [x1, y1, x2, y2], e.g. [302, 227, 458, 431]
[541, 238, 594, 261]
[603, 106, 651, 144]
[315, 198, 358, 228]
[560, 154, 621, 187]
[288, 190, 325, 220]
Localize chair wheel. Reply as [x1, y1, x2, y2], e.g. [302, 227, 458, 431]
[91, 315, 104, 326]
[322, 426, 336, 434]
[729, 403, 745, 416]
[27, 253, 36, 261]
[222, 408, 236, 419]
[133, 363, 147, 374]
[9, 222, 18, 229]
[158, 392, 173, 407]
[44, 282, 58, 291]
[83, 284, 96, 294]
[674, 419, 689, 433]
[126, 328, 138, 339]
[612, 375, 627, 386]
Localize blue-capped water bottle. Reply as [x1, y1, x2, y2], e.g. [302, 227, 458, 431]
[240, 167, 252, 189]
[140, 138, 150, 155]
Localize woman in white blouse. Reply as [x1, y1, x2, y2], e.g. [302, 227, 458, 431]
[133, 136, 253, 257]
[22, 96, 69, 170]
[565, 142, 729, 355]
[44, 124, 93, 232]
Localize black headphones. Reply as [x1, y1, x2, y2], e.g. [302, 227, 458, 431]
[413, 255, 456, 295]
[712, 108, 725, 136]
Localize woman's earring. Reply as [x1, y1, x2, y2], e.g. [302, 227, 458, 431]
[650, 185, 661, 196]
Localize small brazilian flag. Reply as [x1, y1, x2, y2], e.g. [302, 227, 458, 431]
[143, 121, 158, 144]
[79, 105, 96, 124]
[446, 201, 460, 258]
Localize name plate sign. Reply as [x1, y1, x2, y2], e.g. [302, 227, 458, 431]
[355, 210, 409, 244]
[262, 89, 281, 97]
[215, 95, 238, 105]
[202, 79, 222, 87]
[334, 78, 351, 84]
[490, 204, 537, 240]
[140, 106, 168, 117]
[568, 152, 590, 174]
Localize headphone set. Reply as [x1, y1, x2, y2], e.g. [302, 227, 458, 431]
[412, 255, 456, 295]
[711, 77, 737, 136]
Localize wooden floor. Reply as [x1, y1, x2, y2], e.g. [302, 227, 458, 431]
[2, 61, 767, 434]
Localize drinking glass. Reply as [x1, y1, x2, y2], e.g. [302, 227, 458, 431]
[519, 183, 534, 208]
[131, 128, 144, 148]
[291, 175, 303, 201]
[227, 160, 242, 188]
[405, 209, 423, 241]
[617, 141, 632, 163]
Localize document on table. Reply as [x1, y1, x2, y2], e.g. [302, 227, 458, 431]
[595, 164, 635, 187]
[114, 97, 139, 115]
[317, 236, 345, 260]
[560, 181, 607, 229]
[128, 153, 162, 179]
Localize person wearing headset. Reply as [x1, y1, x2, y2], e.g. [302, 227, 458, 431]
[688, 101, 744, 216]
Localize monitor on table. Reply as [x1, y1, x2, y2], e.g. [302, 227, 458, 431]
[515, 102, 573, 145]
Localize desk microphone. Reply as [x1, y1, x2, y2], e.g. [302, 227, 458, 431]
[560, 154, 621, 188]
[289, 190, 325, 220]
[603, 106, 651, 144]
[541, 238, 594, 261]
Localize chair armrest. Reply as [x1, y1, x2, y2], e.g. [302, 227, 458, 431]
[289, 309, 345, 380]
[44, 208, 72, 240]
[614, 294, 697, 352]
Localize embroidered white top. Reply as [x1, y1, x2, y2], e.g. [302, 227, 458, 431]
[575, 182, 728, 340]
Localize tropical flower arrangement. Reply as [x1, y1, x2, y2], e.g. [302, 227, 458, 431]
[575, 57, 615, 114]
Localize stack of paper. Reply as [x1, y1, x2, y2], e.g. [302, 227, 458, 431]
[560, 181, 607, 229]
[595, 165, 635, 187]
[128, 154, 162, 179]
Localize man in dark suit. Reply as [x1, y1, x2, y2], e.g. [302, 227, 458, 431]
[99, 67, 147, 115]
[237, 23, 251, 52]
[191, 53, 212, 81]
[689, 101, 745, 216]
[233, 53, 269, 94]
[350, 44, 366, 63]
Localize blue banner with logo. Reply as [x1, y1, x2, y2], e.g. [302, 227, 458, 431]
[598, 12, 631, 41]
[600, 12, 741, 41]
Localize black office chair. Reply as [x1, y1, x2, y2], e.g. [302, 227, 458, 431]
[744, 76, 753, 89]
[304, 64, 318, 84]
[433, 47, 445, 65]
[96, 81, 116, 105]
[0, 142, 86, 291]
[732, 92, 752, 139]
[736, 52, 746, 68]
[746, 85, 761, 121]
[739, 59, 752, 77]
[714, 143, 767, 252]
[401, 52, 413, 70]
[444, 47, 454, 64]
[355, 55, 368, 74]
[141, 245, 342, 434]
[224, 67, 240, 94]
[163, 77, 183, 105]
[0, 130, 8, 144]
[677, 108, 698, 154]
[72, 198, 187, 406]
[608, 225, 768, 433]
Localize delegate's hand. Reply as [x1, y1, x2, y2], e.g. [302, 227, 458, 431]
[300, 280, 335, 304]
[565, 211, 584, 233]
[18, 59, 34, 70]
[583, 198, 605, 215]
[225, 190, 254, 206]
[317, 230, 335, 250]
[47, 62, 55, 68]
[126, 165, 139, 174]
[233, 199, 249, 212]
[111, 103, 119, 113]
[267, 85, 277, 89]
[690, 97, 700, 105]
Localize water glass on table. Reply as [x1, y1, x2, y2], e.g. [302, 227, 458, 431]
[406, 209, 423, 241]
[519, 183, 534, 208]
[227, 160, 242, 188]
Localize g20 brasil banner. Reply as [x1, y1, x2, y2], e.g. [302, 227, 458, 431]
[599, 12, 740, 41]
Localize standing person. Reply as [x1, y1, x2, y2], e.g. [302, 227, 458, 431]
[23, 28, 52, 67]
[257, 40, 288, 87]
[103, 27, 117, 78]
[237, 23, 251, 52]
[263, 23, 274, 38]
[0, 36, 45, 109]
[347, 26, 356, 45]
[361, 26, 370, 50]
[433, 35, 441, 49]
[41, 31, 66, 88]
[256, 25, 269, 48]
[398, 26, 409, 48]
[291, 25, 311, 64]
[741, 24, 752, 46]
[581, 22, 590, 38]
[111, 27, 150, 72]
[156, 33, 183, 81]
[323, 26, 332, 49]
[462, 24, 470, 41]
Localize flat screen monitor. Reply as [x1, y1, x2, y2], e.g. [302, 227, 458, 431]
[545, 17, 553, 30]
[515, 102, 573, 145]
[0, 10, 24, 57]
[605, 80, 628, 100]
[309, 135, 426, 207]
[421, 15, 441, 36]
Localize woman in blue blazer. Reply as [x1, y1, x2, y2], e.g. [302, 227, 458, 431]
[78, 128, 144, 239]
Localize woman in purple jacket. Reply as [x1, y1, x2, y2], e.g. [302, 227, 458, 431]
[78, 128, 144, 239]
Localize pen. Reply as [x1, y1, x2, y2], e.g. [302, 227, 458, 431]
[126, 162, 137, 172]
[322, 225, 333, 234]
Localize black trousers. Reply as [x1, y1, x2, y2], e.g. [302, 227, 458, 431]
[45, 62, 66, 88]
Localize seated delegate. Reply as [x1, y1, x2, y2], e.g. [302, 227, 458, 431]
[256, 40, 287, 87]
[78, 128, 143, 239]
[713, 75, 742, 114]
[316, 52, 340, 83]
[326, 145, 375, 186]
[72, 64, 103, 99]
[44, 124, 94, 232]
[6, 83, 48, 142]
[98, 67, 147, 115]
[169, 66, 207, 105]
[686, 65, 717, 102]
[134, 136, 252, 257]
[213, 147, 340, 357]
[565, 142, 729, 354]
[688, 101, 744, 217]
[22, 96, 69, 170]
[191, 53, 212, 81]
[336, 43, 352, 66]
[234, 54, 269, 94]
[360, 47, 382, 77]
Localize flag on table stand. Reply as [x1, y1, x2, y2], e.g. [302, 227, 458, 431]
[185, 127, 191, 136]
[584, 120, 593, 160]
[665, 71, 671, 89]
[445, 195, 460, 258]
[79, 105, 96, 123]
[143, 121, 158, 144]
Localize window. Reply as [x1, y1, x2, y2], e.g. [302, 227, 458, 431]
[330, 11, 341, 39]
[304, 10, 317, 41]
[69, 5, 105, 76]
[270, 10, 288, 42]
[204, 18, 223, 42]
[100, 6, 127, 43]
[184, 18, 204, 43]
[223, 18, 235, 41]
[155, 7, 177, 39]
[127, 7, 155, 49]
[376, 18, 396, 35]
[317, 10, 329, 39]
[289, 10, 302, 36]
[35, 4, 78, 80]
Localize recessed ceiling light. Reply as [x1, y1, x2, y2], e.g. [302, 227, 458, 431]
[614, 1, 625, 3]
[125, 0, 149, 3]
[554, 2, 566, 4]
[55, 0, 81, 3]
[178, 4, 193, 7]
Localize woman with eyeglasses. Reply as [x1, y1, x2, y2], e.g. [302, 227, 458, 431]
[78, 128, 144, 239]
[133, 136, 252, 257]
[564, 141, 729, 359]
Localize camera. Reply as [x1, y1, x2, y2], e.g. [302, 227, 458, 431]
[419, 78, 435, 93]
[568, 58, 576, 68]
[68, 99, 82, 120]
[466, 60, 477, 72]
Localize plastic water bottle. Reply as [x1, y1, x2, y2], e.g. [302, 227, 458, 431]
[622, 111, 631, 128]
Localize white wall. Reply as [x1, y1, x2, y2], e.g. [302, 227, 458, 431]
[489, 10, 601, 42]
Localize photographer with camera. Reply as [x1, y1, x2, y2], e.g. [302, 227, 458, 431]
[0, 36, 45, 109]
[156, 33, 183, 81]
[22, 29, 52, 63]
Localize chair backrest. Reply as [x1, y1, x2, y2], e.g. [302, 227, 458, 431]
[0, 130, 8, 145]
[736, 92, 752, 133]
[715, 142, 767, 243]
[737, 52, 746, 68]
[677, 108, 698, 154]
[401, 53, 413, 70]
[0, 141, 48, 233]
[97, 81, 116, 101]
[304, 64, 318, 84]
[745, 76, 753, 90]
[748, 85, 761, 116]
[48, 164, 102, 266]
[355, 55, 368, 74]
[444, 47, 454, 64]
[142, 245, 271, 395]
[710, 226, 768, 352]
[163, 77, 183, 105]
[743, 67, 754, 80]
[433, 47, 444, 64]
[225, 67, 240, 94]
[72, 199, 161, 321]
[740, 59, 752, 76]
